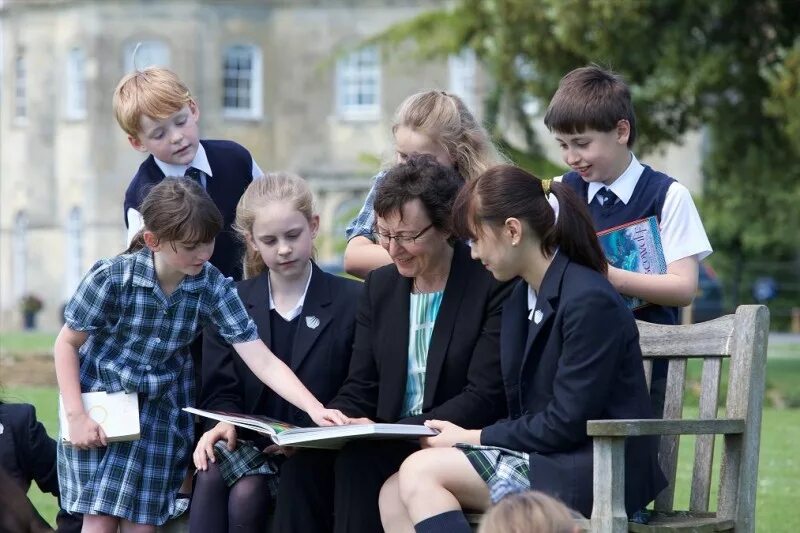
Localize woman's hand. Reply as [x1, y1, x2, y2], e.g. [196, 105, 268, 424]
[309, 407, 348, 426]
[67, 412, 107, 449]
[193, 422, 237, 470]
[420, 419, 481, 449]
[346, 417, 375, 425]
[263, 444, 297, 458]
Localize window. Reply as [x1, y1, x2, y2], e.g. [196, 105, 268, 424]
[336, 47, 381, 120]
[223, 45, 263, 119]
[13, 212, 28, 300]
[123, 40, 170, 72]
[14, 54, 26, 121]
[65, 47, 87, 120]
[65, 208, 83, 299]
[448, 49, 478, 112]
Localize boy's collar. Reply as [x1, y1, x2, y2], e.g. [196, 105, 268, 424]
[153, 142, 213, 179]
[586, 152, 644, 205]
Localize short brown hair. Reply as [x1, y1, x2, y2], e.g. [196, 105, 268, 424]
[544, 65, 637, 147]
[478, 491, 578, 533]
[126, 178, 223, 254]
[113, 67, 193, 137]
[374, 154, 464, 236]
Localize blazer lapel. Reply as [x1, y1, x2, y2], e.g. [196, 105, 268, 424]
[422, 243, 469, 408]
[291, 264, 332, 372]
[384, 273, 413, 419]
[520, 253, 570, 371]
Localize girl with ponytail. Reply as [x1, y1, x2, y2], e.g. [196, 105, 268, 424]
[378, 165, 666, 533]
[191, 173, 362, 533]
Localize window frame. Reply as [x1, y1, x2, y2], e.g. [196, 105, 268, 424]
[335, 46, 381, 121]
[222, 44, 263, 120]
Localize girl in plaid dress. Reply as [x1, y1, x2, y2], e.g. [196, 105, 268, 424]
[188, 173, 361, 533]
[379, 166, 665, 532]
[55, 178, 347, 532]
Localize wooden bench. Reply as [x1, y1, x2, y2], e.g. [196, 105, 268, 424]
[588, 304, 769, 532]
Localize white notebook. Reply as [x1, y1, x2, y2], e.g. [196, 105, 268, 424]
[59, 391, 141, 443]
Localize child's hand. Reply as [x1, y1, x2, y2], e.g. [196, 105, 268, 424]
[420, 419, 471, 449]
[68, 412, 107, 449]
[193, 422, 237, 471]
[309, 407, 348, 426]
[263, 444, 296, 457]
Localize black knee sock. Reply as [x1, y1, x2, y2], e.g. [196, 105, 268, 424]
[414, 510, 471, 533]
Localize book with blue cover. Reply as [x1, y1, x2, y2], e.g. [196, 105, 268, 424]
[597, 215, 667, 310]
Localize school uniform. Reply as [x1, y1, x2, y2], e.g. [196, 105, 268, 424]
[0, 403, 82, 532]
[198, 262, 362, 492]
[561, 153, 712, 325]
[344, 170, 385, 242]
[124, 140, 262, 281]
[58, 247, 259, 526]
[561, 154, 712, 414]
[465, 252, 667, 518]
[272, 241, 510, 533]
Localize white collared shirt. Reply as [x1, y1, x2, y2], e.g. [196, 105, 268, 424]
[527, 284, 538, 321]
[556, 153, 712, 265]
[125, 143, 264, 244]
[268, 262, 313, 321]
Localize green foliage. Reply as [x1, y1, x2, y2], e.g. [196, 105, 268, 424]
[375, 0, 800, 310]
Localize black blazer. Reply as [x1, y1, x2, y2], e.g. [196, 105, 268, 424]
[480, 253, 667, 517]
[0, 403, 82, 533]
[200, 263, 362, 429]
[329, 241, 510, 428]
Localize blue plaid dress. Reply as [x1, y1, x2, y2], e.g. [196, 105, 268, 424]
[57, 248, 259, 525]
[344, 171, 385, 242]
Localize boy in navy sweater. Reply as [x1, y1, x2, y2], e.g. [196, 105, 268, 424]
[544, 65, 712, 415]
[113, 67, 264, 281]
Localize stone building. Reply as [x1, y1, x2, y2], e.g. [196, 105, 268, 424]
[0, 0, 489, 330]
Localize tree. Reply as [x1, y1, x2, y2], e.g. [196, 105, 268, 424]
[376, 0, 800, 315]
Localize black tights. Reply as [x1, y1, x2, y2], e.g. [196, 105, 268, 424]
[188, 461, 272, 533]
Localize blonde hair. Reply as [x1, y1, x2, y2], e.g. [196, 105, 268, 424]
[391, 90, 504, 182]
[113, 67, 193, 137]
[233, 172, 317, 279]
[478, 491, 578, 533]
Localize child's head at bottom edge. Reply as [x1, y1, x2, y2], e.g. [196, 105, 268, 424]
[478, 490, 580, 533]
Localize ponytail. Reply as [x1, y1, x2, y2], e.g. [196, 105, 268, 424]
[545, 181, 607, 274]
[124, 229, 147, 255]
[452, 165, 606, 274]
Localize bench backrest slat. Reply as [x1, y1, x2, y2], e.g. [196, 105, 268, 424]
[653, 358, 687, 511]
[689, 357, 722, 511]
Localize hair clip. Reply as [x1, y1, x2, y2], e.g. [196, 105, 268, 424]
[541, 179, 553, 197]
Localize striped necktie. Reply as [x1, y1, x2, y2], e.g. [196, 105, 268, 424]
[597, 188, 619, 208]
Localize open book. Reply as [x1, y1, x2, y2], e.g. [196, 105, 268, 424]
[183, 407, 438, 449]
[59, 391, 140, 443]
[597, 215, 667, 310]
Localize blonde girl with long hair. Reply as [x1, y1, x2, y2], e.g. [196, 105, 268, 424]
[190, 173, 362, 533]
[344, 90, 505, 278]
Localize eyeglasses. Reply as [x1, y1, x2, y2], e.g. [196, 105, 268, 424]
[373, 223, 434, 246]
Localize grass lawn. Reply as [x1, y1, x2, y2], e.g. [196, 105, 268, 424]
[0, 330, 58, 354]
[6, 386, 799, 531]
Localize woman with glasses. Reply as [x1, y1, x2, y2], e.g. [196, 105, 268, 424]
[272, 155, 511, 533]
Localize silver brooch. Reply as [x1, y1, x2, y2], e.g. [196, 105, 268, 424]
[305, 316, 320, 329]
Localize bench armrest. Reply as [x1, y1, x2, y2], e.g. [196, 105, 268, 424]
[587, 418, 745, 437]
